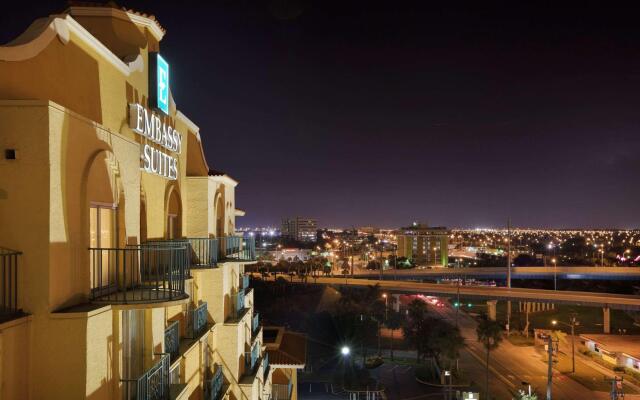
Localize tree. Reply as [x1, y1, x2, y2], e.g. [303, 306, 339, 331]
[385, 310, 402, 360]
[513, 390, 538, 400]
[430, 319, 465, 370]
[366, 260, 381, 270]
[403, 299, 429, 362]
[275, 276, 288, 295]
[476, 315, 503, 400]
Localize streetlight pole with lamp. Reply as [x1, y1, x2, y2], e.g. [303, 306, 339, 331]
[552, 314, 579, 374]
[382, 293, 388, 322]
[552, 258, 557, 291]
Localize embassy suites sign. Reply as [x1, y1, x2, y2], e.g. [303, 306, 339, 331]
[129, 103, 182, 180]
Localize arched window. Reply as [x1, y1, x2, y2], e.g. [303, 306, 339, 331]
[215, 193, 225, 237]
[86, 151, 123, 291]
[166, 188, 182, 239]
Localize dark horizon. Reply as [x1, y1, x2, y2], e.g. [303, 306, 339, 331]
[3, 1, 640, 229]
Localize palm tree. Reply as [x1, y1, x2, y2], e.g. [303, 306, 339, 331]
[476, 315, 503, 400]
[385, 310, 402, 360]
[403, 299, 429, 362]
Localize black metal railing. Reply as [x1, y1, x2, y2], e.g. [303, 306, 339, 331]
[164, 321, 180, 363]
[143, 239, 192, 277]
[272, 381, 292, 400]
[191, 302, 208, 338]
[244, 342, 259, 375]
[89, 244, 188, 304]
[252, 312, 260, 336]
[206, 366, 224, 400]
[157, 236, 255, 269]
[0, 248, 20, 318]
[241, 274, 250, 291]
[122, 353, 170, 400]
[219, 236, 255, 262]
[263, 352, 270, 380]
[187, 238, 219, 268]
[235, 291, 245, 318]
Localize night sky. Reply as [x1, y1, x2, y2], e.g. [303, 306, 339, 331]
[3, 1, 640, 229]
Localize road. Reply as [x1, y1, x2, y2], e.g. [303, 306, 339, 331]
[301, 276, 640, 310]
[353, 266, 640, 281]
[427, 299, 627, 400]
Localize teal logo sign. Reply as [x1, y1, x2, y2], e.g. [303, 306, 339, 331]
[149, 53, 170, 115]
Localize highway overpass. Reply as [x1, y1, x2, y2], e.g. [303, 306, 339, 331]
[355, 266, 640, 281]
[304, 276, 640, 311]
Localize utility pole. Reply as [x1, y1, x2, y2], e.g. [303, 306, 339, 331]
[605, 376, 624, 400]
[379, 242, 383, 281]
[507, 218, 512, 288]
[547, 334, 558, 400]
[507, 218, 512, 335]
[570, 314, 577, 374]
[455, 279, 461, 329]
[393, 244, 397, 281]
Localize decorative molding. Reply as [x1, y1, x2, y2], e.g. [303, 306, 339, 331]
[0, 17, 67, 61]
[62, 15, 130, 75]
[67, 6, 165, 41]
[176, 111, 200, 135]
[124, 53, 144, 73]
[0, 15, 131, 75]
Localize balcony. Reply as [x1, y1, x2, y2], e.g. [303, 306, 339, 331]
[205, 366, 224, 400]
[235, 291, 245, 318]
[164, 321, 180, 363]
[121, 354, 170, 400]
[89, 244, 189, 305]
[262, 352, 270, 380]
[272, 382, 293, 400]
[252, 312, 260, 338]
[187, 238, 219, 268]
[244, 342, 260, 375]
[0, 248, 22, 322]
[219, 236, 255, 262]
[241, 274, 250, 291]
[190, 301, 208, 338]
[161, 236, 255, 269]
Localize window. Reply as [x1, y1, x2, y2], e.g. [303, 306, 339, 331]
[123, 310, 145, 400]
[89, 204, 117, 290]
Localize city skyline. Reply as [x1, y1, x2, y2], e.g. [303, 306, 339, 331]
[4, 1, 640, 229]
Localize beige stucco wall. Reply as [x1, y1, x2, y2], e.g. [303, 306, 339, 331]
[0, 9, 281, 400]
[0, 103, 50, 316]
[0, 318, 31, 400]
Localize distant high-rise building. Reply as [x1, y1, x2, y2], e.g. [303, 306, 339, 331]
[282, 217, 318, 242]
[396, 222, 449, 266]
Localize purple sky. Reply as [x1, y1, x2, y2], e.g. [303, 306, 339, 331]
[3, 1, 640, 228]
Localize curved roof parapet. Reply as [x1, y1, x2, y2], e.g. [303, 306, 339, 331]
[66, 1, 165, 40]
[208, 169, 239, 186]
[0, 14, 143, 76]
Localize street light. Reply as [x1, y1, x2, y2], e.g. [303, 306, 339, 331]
[382, 293, 388, 321]
[444, 370, 453, 400]
[552, 314, 578, 373]
[551, 258, 557, 290]
[341, 346, 350, 356]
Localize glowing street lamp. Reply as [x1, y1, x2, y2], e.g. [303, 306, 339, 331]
[551, 258, 557, 290]
[552, 314, 578, 373]
[382, 293, 388, 321]
[341, 346, 350, 356]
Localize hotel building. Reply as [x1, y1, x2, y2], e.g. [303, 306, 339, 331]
[281, 218, 317, 243]
[0, 4, 304, 400]
[396, 223, 449, 267]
